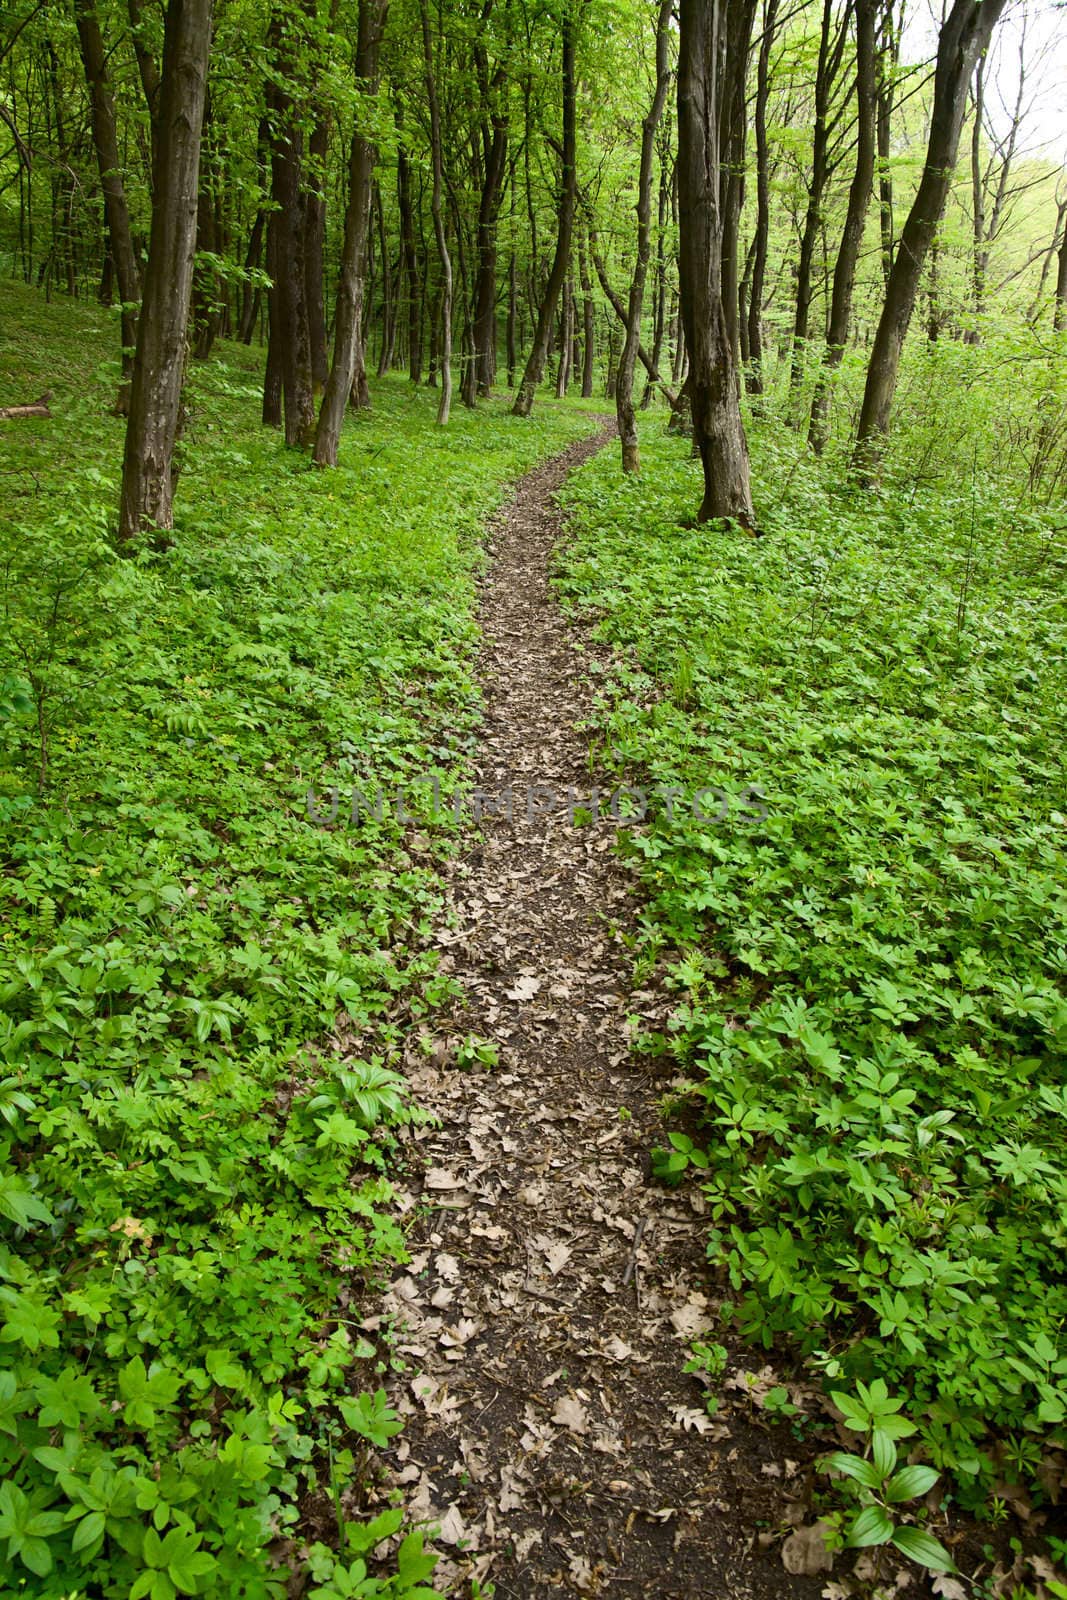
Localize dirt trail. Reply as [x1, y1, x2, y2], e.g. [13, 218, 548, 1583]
[377, 426, 824, 1599]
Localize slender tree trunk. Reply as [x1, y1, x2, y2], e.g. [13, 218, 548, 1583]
[192, 91, 220, 359]
[375, 184, 397, 375]
[421, 0, 452, 424]
[676, 0, 756, 527]
[117, 0, 212, 541]
[746, 0, 779, 394]
[1054, 213, 1067, 333]
[312, 0, 388, 466]
[876, 0, 901, 288]
[397, 135, 422, 381]
[790, 0, 849, 398]
[579, 236, 595, 397]
[506, 249, 518, 386]
[513, 5, 578, 417]
[854, 0, 1007, 469]
[74, 0, 141, 384]
[265, 8, 315, 448]
[305, 123, 330, 391]
[643, 150, 669, 406]
[809, 0, 876, 452]
[471, 87, 509, 397]
[589, 226, 678, 406]
[617, 0, 672, 473]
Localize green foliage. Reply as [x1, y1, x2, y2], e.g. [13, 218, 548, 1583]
[820, 1381, 953, 1574]
[557, 416, 1067, 1505]
[0, 287, 596, 1595]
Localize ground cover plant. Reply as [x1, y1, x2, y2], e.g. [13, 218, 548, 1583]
[556, 414, 1067, 1511]
[0, 284, 595, 1596]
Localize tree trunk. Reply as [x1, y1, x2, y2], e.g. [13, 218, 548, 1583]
[746, 0, 779, 394]
[74, 0, 141, 382]
[676, 0, 756, 527]
[854, 0, 1007, 469]
[117, 0, 212, 541]
[790, 0, 849, 398]
[265, 8, 315, 448]
[312, 0, 388, 467]
[305, 118, 330, 392]
[512, 5, 578, 417]
[397, 136, 422, 381]
[617, 0, 672, 473]
[1055, 212, 1067, 333]
[809, 0, 876, 453]
[579, 236, 595, 397]
[192, 91, 220, 360]
[471, 84, 509, 397]
[876, 0, 902, 288]
[421, 0, 452, 424]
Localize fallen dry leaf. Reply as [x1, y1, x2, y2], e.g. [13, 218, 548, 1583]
[781, 1523, 834, 1577]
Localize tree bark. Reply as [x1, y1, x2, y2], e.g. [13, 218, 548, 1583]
[118, 0, 212, 541]
[854, 0, 1007, 469]
[809, 0, 876, 453]
[578, 235, 595, 397]
[420, 0, 452, 424]
[790, 0, 851, 397]
[471, 65, 509, 398]
[1055, 210, 1067, 333]
[617, 0, 672, 473]
[876, 0, 902, 288]
[512, 4, 578, 417]
[746, 0, 779, 394]
[397, 135, 422, 381]
[74, 0, 141, 382]
[265, 8, 316, 448]
[312, 0, 388, 467]
[676, 0, 756, 527]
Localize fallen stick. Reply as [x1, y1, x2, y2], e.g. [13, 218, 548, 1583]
[0, 391, 52, 421]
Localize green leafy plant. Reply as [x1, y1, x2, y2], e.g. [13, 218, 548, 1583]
[820, 1381, 953, 1573]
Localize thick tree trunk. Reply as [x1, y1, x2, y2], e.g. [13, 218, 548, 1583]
[512, 6, 577, 418]
[74, 0, 141, 380]
[854, 0, 1007, 468]
[809, 0, 876, 453]
[746, 0, 779, 394]
[312, 0, 388, 467]
[617, 0, 672, 474]
[117, 0, 212, 541]
[676, 0, 756, 527]
[421, 0, 452, 424]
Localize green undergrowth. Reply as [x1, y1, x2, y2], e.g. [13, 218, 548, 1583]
[556, 418, 1067, 1508]
[0, 282, 596, 1596]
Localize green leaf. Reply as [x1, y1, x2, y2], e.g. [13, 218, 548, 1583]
[885, 1465, 940, 1504]
[872, 1428, 897, 1480]
[823, 1451, 882, 1490]
[339, 1388, 402, 1448]
[890, 1525, 956, 1571]
[845, 1505, 894, 1548]
[71, 1509, 106, 1553]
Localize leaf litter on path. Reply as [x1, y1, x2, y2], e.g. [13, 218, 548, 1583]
[359, 426, 829, 1598]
